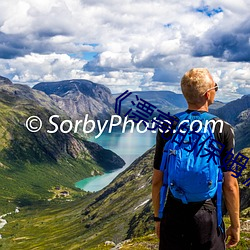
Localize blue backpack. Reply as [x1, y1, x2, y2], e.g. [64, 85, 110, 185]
[158, 111, 223, 229]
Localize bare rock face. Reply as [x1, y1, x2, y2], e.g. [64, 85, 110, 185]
[0, 76, 12, 85]
[33, 79, 115, 122]
[212, 94, 250, 126]
[210, 94, 250, 151]
[234, 109, 250, 152]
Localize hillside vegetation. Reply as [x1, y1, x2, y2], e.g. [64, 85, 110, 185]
[1, 147, 249, 249]
[0, 83, 124, 213]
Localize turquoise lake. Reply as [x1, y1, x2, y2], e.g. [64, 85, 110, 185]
[75, 129, 156, 192]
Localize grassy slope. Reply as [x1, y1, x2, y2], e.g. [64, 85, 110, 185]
[0, 89, 106, 213]
[0, 199, 89, 250]
[1, 147, 249, 249]
[0, 148, 155, 249]
[1, 204, 249, 250]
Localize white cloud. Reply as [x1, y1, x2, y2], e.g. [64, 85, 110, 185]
[0, 53, 87, 85]
[0, 0, 249, 101]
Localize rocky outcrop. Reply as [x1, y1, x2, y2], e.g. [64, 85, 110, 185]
[33, 79, 115, 122]
[234, 109, 250, 151]
[0, 76, 12, 85]
[210, 94, 250, 151]
[212, 94, 250, 125]
[83, 140, 125, 171]
[238, 148, 250, 212]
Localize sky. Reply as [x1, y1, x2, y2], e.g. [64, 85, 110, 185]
[0, 0, 249, 102]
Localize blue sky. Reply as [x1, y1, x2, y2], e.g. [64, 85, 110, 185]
[0, 0, 249, 102]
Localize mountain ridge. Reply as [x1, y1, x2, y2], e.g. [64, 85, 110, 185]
[212, 94, 250, 125]
[0, 76, 12, 85]
[211, 94, 250, 151]
[33, 79, 116, 122]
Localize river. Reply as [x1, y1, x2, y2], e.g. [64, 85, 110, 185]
[75, 129, 156, 192]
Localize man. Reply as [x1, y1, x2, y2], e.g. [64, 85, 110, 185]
[152, 68, 240, 249]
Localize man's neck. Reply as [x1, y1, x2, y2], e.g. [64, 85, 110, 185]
[187, 103, 209, 112]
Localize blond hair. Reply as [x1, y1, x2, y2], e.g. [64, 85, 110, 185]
[181, 68, 214, 104]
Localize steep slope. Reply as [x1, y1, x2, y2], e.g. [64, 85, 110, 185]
[210, 94, 250, 151]
[209, 100, 225, 110]
[0, 82, 124, 212]
[80, 147, 155, 248]
[234, 108, 250, 151]
[238, 148, 250, 212]
[212, 94, 250, 126]
[0, 147, 155, 249]
[33, 79, 115, 121]
[1, 146, 249, 249]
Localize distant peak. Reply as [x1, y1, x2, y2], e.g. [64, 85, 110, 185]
[0, 76, 12, 85]
[33, 79, 111, 96]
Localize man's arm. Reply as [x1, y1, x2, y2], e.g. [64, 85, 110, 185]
[152, 169, 163, 238]
[152, 129, 171, 238]
[223, 172, 240, 248]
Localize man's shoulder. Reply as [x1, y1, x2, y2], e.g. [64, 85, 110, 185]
[211, 116, 234, 134]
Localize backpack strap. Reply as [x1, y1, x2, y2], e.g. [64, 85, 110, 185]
[174, 111, 189, 121]
[201, 113, 223, 230]
[200, 112, 217, 121]
[159, 183, 168, 219]
[174, 111, 218, 125]
[217, 168, 223, 231]
[158, 143, 171, 219]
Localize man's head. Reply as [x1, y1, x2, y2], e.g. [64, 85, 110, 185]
[181, 68, 217, 106]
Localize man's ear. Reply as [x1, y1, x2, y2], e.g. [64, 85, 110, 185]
[204, 92, 209, 100]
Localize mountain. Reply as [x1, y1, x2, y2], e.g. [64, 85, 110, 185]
[33, 79, 116, 122]
[209, 100, 225, 110]
[113, 90, 225, 117]
[0, 75, 12, 85]
[234, 108, 250, 152]
[113, 90, 186, 115]
[211, 94, 250, 151]
[0, 79, 124, 212]
[212, 94, 250, 126]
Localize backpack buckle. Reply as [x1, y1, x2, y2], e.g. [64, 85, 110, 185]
[169, 149, 176, 155]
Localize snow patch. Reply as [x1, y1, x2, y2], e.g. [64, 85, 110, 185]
[138, 185, 145, 190]
[134, 199, 150, 210]
[0, 208, 20, 238]
[0, 219, 7, 229]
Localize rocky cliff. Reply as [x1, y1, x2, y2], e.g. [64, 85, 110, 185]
[33, 79, 116, 122]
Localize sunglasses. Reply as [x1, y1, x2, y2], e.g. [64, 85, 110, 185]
[202, 83, 218, 95]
